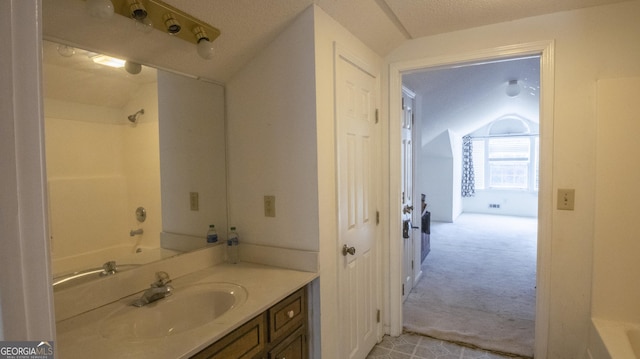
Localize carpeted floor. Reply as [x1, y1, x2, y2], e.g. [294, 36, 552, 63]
[403, 213, 537, 358]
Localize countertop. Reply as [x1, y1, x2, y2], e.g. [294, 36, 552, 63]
[56, 262, 318, 358]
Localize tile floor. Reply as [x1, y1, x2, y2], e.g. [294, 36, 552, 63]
[366, 333, 530, 359]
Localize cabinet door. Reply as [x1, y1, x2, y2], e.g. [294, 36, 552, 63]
[268, 326, 306, 359]
[268, 288, 305, 343]
[192, 314, 266, 359]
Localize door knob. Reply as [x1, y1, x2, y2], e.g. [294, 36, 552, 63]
[403, 205, 414, 214]
[342, 244, 356, 256]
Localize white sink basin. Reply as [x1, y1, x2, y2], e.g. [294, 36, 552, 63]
[100, 282, 247, 340]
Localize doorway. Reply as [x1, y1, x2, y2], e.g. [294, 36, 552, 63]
[400, 56, 540, 357]
[387, 41, 555, 359]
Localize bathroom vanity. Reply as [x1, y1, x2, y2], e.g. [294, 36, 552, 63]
[192, 286, 307, 358]
[55, 258, 317, 359]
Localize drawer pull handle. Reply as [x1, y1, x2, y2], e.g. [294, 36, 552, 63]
[287, 310, 294, 318]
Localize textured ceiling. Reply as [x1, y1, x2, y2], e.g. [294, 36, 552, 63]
[43, 0, 630, 85]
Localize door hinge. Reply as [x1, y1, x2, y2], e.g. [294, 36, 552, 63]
[411, 260, 414, 270]
[375, 108, 379, 124]
[412, 112, 415, 125]
[402, 97, 405, 110]
[376, 210, 380, 225]
[402, 191, 405, 204]
[376, 309, 381, 323]
[402, 284, 405, 296]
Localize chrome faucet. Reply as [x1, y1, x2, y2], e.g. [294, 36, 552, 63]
[100, 260, 117, 276]
[132, 271, 173, 307]
[130, 228, 144, 236]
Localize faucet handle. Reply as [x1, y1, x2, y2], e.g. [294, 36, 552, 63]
[152, 271, 171, 286]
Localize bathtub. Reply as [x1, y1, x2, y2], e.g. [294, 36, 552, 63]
[589, 318, 640, 359]
[53, 244, 181, 279]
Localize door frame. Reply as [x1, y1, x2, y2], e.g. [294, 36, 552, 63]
[386, 40, 555, 359]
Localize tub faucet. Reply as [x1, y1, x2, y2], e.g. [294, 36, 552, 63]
[130, 228, 144, 236]
[100, 260, 117, 276]
[132, 271, 173, 307]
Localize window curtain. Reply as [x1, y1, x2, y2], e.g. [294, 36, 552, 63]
[462, 135, 475, 197]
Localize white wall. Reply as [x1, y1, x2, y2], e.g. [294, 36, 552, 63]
[387, 1, 640, 357]
[463, 190, 538, 217]
[226, 8, 318, 250]
[0, 0, 55, 341]
[418, 130, 463, 222]
[591, 76, 640, 323]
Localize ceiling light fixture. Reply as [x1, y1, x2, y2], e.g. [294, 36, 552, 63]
[506, 80, 521, 97]
[90, 54, 126, 68]
[85, 0, 221, 60]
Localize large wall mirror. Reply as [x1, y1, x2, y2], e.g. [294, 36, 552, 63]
[43, 1, 227, 289]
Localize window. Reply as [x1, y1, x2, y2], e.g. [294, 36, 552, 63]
[471, 136, 539, 191]
[472, 139, 485, 189]
[488, 138, 530, 189]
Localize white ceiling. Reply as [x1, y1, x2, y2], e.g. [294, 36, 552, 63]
[43, 0, 630, 84]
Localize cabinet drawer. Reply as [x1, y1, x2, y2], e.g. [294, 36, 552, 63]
[268, 287, 306, 342]
[192, 313, 266, 359]
[268, 326, 306, 359]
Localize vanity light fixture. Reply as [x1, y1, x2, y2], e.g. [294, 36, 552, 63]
[84, 0, 220, 60]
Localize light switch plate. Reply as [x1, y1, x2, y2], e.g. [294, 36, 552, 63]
[264, 195, 276, 217]
[190, 192, 199, 211]
[557, 189, 575, 210]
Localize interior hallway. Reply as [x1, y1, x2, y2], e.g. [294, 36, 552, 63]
[402, 214, 537, 357]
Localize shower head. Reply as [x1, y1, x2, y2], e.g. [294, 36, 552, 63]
[127, 109, 144, 124]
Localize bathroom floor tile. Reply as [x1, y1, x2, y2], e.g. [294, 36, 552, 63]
[367, 333, 531, 359]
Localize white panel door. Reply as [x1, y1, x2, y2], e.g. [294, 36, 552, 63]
[336, 53, 378, 359]
[401, 89, 415, 302]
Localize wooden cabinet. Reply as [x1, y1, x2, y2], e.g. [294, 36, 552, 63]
[190, 314, 266, 359]
[192, 286, 307, 359]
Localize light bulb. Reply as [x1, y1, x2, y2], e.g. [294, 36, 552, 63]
[125, 61, 142, 75]
[86, 0, 114, 20]
[57, 44, 75, 57]
[197, 39, 214, 60]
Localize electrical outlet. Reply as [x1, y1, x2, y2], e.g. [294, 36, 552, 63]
[557, 189, 575, 210]
[190, 192, 199, 211]
[264, 195, 276, 217]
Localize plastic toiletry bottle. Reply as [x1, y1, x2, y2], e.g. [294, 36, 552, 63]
[227, 227, 239, 264]
[206, 224, 218, 244]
